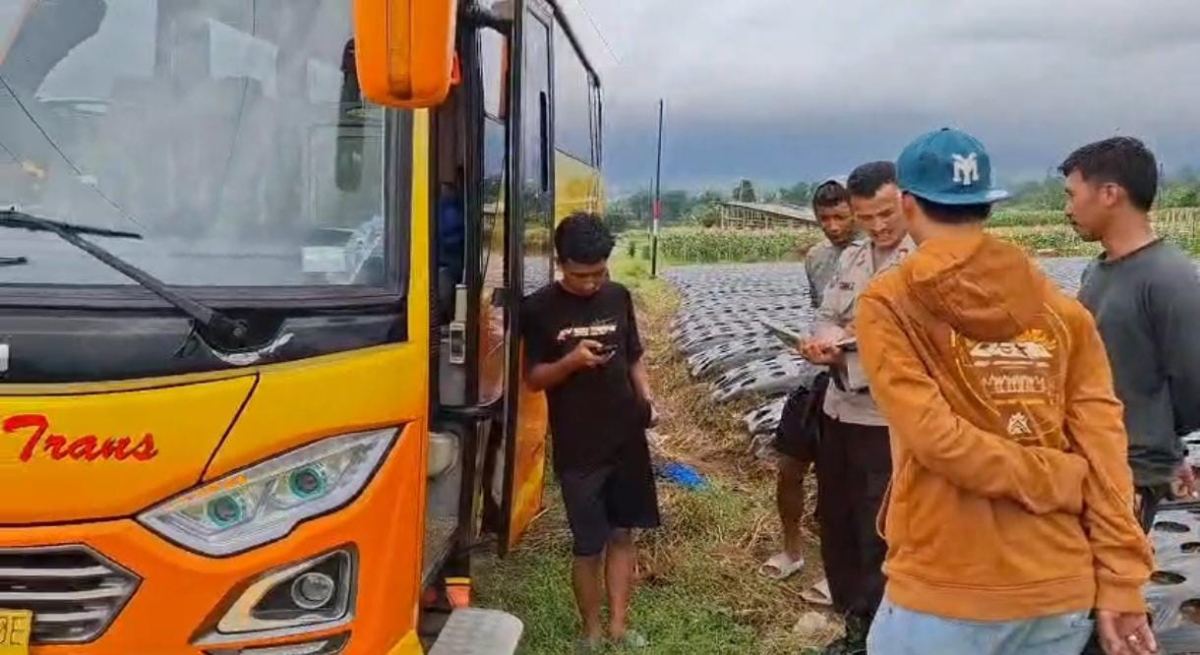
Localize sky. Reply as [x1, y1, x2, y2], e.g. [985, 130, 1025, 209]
[559, 0, 1200, 196]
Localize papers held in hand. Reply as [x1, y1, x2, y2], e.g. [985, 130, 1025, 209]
[759, 319, 805, 347]
[759, 318, 858, 353]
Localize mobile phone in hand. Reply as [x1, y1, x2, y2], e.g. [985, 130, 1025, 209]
[595, 343, 618, 356]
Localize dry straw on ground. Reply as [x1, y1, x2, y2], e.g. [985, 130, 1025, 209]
[629, 276, 840, 652]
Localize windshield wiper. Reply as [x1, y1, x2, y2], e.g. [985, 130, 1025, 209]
[0, 256, 28, 267]
[0, 208, 248, 346]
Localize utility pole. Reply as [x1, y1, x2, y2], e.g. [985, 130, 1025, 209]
[647, 178, 654, 227]
[651, 99, 664, 278]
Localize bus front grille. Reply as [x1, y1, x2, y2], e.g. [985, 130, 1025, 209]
[0, 546, 139, 644]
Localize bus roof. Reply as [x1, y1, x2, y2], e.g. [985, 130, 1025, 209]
[544, 0, 602, 89]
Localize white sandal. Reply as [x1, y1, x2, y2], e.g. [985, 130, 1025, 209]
[759, 552, 805, 580]
[800, 578, 833, 606]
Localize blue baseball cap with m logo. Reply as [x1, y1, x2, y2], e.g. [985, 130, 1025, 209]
[897, 128, 1010, 205]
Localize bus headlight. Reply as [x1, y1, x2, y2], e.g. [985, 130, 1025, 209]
[139, 429, 398, 556]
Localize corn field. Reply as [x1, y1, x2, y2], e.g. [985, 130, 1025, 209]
[988, 226, 1100, 256]
[1153, 208, 1200, 253]
[989, 210, 1072, 228]
[658, 228, 820, 263]
[617, 208, 1200, 265]
[989, 207, 1200, 255]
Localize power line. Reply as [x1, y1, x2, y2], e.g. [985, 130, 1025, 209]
[212, 0, 257, 221]
[0, 75, 145, 229]
[568, 0, 619, 65]
[0, 139, 19, 165]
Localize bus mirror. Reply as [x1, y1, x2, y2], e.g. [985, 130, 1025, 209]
[353, 0, 457, 108]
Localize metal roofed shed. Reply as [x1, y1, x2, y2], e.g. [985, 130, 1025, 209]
[719, 201, 819, 230]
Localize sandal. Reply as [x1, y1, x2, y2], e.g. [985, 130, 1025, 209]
[575, 637, 604, 654]
[616, 629, 649, 649]
[800, 578, 834, 606]
[759, 552, 805, 580]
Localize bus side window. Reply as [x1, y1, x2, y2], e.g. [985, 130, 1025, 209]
[553, 29, 594, 166]
[481, 29, 507, 120]
[477, 28, 509, 407]
[520, 13, 552, 297]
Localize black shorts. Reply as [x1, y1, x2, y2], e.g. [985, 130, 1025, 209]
[774, 372, 829, 462]
[558, 437, 661, 557]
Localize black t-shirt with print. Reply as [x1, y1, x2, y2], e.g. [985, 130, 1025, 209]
[521, 281, 648, 472]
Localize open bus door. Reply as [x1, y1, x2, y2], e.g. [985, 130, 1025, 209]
[497, 0, 555, 555]
[447, 0, 550, 558]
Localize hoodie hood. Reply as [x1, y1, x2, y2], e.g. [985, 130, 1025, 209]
[903, 233, 1046, 343]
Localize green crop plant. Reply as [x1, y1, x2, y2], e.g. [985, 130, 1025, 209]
[658, 228, 820, 263]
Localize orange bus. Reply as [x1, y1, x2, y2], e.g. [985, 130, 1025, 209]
[0, 0, 603, 652]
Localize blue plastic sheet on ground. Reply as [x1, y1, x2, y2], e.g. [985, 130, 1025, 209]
[658, 461, 707, 490]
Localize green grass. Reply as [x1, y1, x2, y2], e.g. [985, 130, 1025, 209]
[473, 484, 768, 655]
[472, 507, 577, 655]
[610, 244, 653, 290]
[610, 233, 669, 296]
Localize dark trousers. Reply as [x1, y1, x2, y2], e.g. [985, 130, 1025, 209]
[815, 413, 892, 622]
[1135, 483, 1171, 533]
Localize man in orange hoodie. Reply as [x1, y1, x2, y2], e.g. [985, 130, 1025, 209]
[855, 128, 1155, 655]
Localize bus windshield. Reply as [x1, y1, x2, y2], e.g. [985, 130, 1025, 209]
[0, 0, 395, 291]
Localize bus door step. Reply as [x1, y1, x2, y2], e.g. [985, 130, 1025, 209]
[428, 608, 523, 655]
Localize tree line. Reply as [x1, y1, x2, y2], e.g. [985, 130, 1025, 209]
[606, 179, 815, 232]
[606, 169, 1200, 232]
[1009, 167, 1200, 210]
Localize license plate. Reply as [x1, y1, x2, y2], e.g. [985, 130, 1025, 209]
[0, 609, 31, 655]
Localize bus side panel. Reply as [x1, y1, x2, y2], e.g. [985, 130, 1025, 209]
[506, 347, 548, 551]
[553, 150, 602, 224]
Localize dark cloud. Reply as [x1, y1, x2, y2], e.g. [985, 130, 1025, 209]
[563, 0, 1200, 192]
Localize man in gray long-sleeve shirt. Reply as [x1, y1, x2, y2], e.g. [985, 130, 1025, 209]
[1063, 137, 1200, 531]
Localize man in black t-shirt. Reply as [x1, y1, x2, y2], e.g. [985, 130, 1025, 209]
[521, 213, 660, 652]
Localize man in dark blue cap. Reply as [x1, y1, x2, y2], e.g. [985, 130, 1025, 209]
[853, 128, 1154, 655]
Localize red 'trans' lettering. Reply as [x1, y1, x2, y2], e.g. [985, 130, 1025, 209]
[3, 414, 159, 462]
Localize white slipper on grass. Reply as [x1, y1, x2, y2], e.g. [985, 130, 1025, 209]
[759, 552, 805, 580]
[800, 578, 833, 606]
